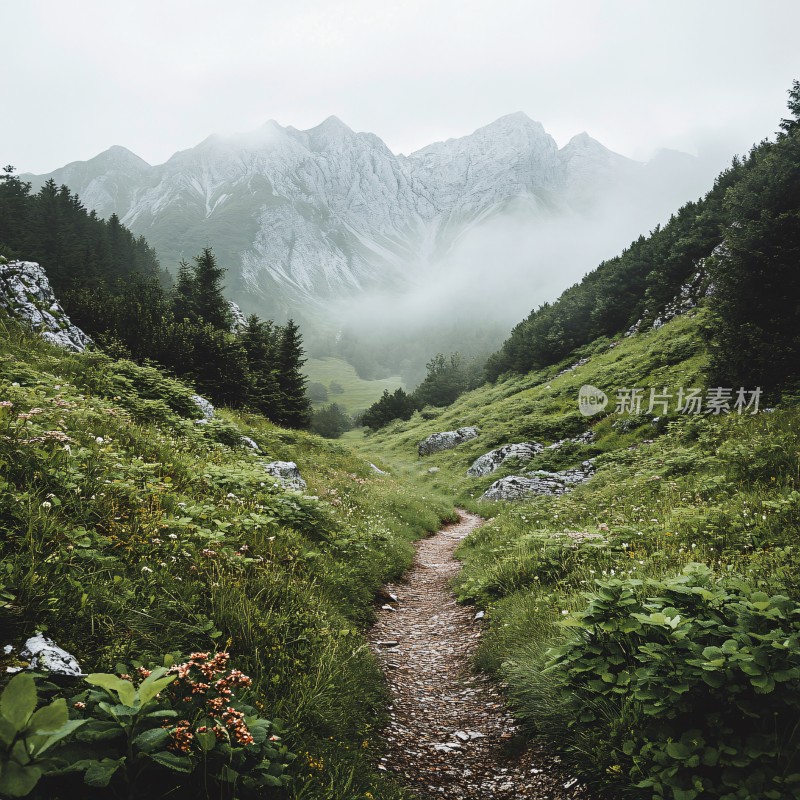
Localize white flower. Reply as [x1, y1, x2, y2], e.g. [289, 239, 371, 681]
[95, 437, 104, 444]
[168, 533, 178, 540]
[141, 566, 153, 573]
[41, 501, 52, 510]
[561, 610, 569, 616]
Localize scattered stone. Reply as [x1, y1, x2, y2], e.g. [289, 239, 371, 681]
[467, 442, 543, 477]
[418, 427, 480, 457]
[473, 611, 485, 621]
[381, 604, 396, 612]
[240, 436, 260, 451]
[368, 511, 591, 799]
[428, 467, 440, 474]
[262, 460, 307, 490]
[0, 260, 92, 351]
[376, 640, 400, 648]
[555, 357, 589, 377]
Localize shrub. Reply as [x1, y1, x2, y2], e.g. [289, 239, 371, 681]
[537, 565, 800, 799]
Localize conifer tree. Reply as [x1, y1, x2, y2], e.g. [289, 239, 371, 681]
[192, 247, 232, 330]
[275, 319, 311, 428]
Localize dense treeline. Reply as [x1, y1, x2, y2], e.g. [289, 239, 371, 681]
[0, 169, 311, 427]
[487, 81, 800, 395]
[706, 82, 800, 393]
[0, 168, 166, 291]
[362, 352, 484, 430]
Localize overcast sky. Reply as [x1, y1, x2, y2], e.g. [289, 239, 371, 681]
[3, 0, 799, 174]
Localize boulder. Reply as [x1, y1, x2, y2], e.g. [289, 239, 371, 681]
[0, 260, 92, 351]
[190, 394, 215, 420]
[418, 427, 479, 456]
[467, 442, 543, 477]
[263, 460, 307, 490]
[481, 460, 595, 502]
[18, 634, 83, 677]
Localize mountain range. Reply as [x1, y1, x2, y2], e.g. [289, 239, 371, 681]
[26, 114, 711, 329]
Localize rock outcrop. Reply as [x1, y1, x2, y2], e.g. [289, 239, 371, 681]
[481, 460, 595, 502]
[228, 300, 247, 332]
[190, 394, 215, 420]
[467, 442, 543, 477]
[418, 427, 480, 456]
[262, 460, 307, 491]
[0, 260, 92, 351]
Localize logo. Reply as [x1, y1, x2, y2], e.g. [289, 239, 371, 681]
[578, 385, 608, 416]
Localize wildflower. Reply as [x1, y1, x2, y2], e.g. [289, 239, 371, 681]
[41, 501, 52, 510]
[168, 533, 178, 540]
[73, 701, 86, 710]
[0, 401, 12, 409]
[95, 437, 104, 444]
[561, 610, 569, 616]
[141, 566, 153, 573]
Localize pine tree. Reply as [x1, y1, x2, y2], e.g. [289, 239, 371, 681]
[191, 247, 232, 330]
[275, 319, 311, 428]
[241, 315, 281, 417]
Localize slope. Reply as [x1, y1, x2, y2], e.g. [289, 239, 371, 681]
[0, 316, 454, 800]
[349, 307, 800, 799]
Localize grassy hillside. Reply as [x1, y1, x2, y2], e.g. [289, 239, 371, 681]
[350, 309, 800, 799]
[0, 317, 454, 800]
[304, 357, 402, 415]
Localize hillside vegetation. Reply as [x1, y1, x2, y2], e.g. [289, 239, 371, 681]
[0, 317, 453, 799]
[355, 307, 800, 799]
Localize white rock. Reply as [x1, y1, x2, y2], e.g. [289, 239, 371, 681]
[0, 261, 92, 351]
[190, 394, 215, 420]
[19, 634, 84, 676]
[262, 460, 307, 490]
[467, 442, 543, 477]
[418, 427, 480, 456]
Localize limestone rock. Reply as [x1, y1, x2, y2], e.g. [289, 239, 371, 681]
[467, 442, 543, 477]
[481, 460, 595, 502]
[418, 427, 479, 456]
[228, 300, 248, 332]
[19, 634, 83, 677]
[0, 260, 92, 351]
[190, 394, 215, 420]
[263, 460, 307, 490]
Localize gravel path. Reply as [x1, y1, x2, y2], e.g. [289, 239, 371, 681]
[369, 510, 591, 800]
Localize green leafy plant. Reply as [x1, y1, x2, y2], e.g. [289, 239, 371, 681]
[547, 566, 800, 799]
[0, 673, 85, 797]
[64, 653, 294, 798]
